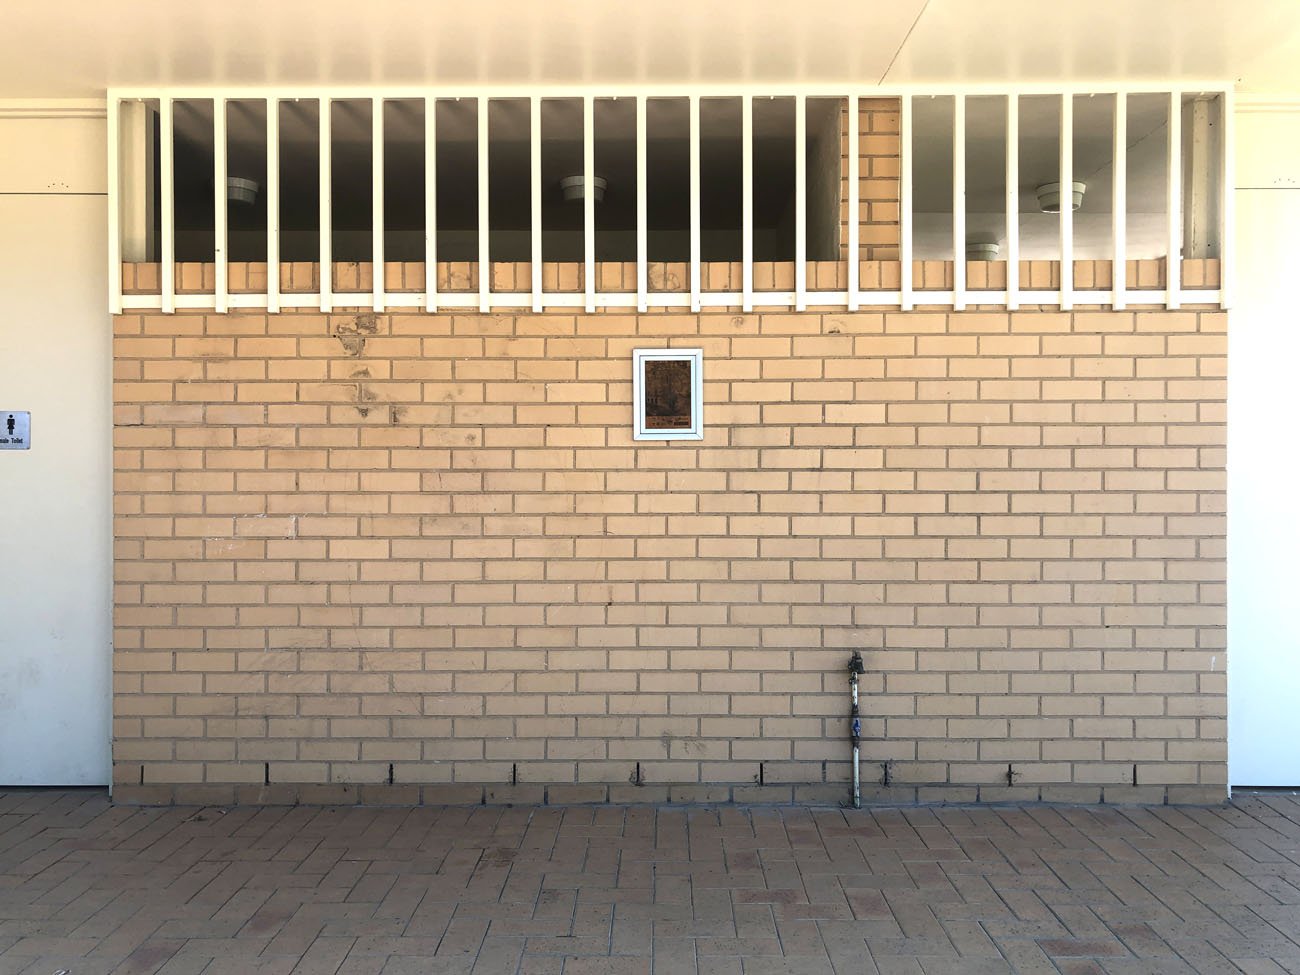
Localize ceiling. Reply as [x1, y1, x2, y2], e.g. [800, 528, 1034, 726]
[3, 0, 1300, 98]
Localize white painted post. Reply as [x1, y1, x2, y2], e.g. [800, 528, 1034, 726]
[585, 95, 596, 314]
[479, 97, 491, 313]
[953, 95, 966, 311]
[214, 97, 228, 312]
[107, 96, 121, 314]
[1167, 89, 1181, 309]
[636, 95, 648, 313]
[1221, 89, 1235, 309]
[900, 95, 913, 311]
[160, 95, 175, 314]
[425, 96, 438, 312]
[267, 98, 280, 313]
[531, 96, 542, 312]
[847, 94, 859, 312]
[373, 97, 386, 313]
[1006, 94, 1019, 311]
[742, 94, 754, 313]
[795, 95, 807, 311]
[1060, 93, 1073, 311]
[1113, 93, 1127, 311]
[690, 94, 701, 313]
[320, 97, 333, 313]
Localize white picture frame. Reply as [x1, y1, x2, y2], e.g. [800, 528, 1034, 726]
[632, 348, 704, 441]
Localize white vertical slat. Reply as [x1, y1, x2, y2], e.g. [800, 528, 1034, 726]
[161, 95, 175, 314]
[1221, 88, 1235, 309]
[1006, 94, 1020, 310]
[107, 97, 121, 314]
[636, 95, 648, 313]
[1113, 93, 1127, 311]
[689, 94, 701, 313]
[479, 97, 491, 313]
[900, 95, 913, 311]
[266, 98, 280, 313]
[794, 96, 807, 311]
[424, 97, 438, 312]
[584, 95, 596, 314]
[742, 94, 754, 312]
[531, 96, 542, 312]
[214, 97, 228, 312]
[1167, 89, 1182, 309]
[319, 97, 333, 313]
[372, 97, 385, 313]
[846, 94, 859, 312]
[953, 95, 966, 311]
[1060, 94, 1073, 311]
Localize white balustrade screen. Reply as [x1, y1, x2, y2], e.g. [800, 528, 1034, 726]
[107, 86, 1233, 315]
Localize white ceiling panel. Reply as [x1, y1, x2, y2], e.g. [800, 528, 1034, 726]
[1, 0, 1299, 98]
[886, 0, 1300, 91]
[0, 0, 928, 97]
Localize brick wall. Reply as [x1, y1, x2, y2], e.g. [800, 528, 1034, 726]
[112, 306, 1227, 806]
[840, 97, 901, 262]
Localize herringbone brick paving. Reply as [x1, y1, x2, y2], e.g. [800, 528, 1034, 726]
[1, 791, 1298, 974]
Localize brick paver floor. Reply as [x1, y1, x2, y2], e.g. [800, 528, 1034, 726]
[2, 790, 1299, 974]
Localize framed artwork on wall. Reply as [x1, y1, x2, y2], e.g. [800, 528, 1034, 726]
[632, 348, 704, 441]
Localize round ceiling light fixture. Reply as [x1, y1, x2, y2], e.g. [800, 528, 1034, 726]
[1035, 180, 1085, 213]
[560, 174, 607, 203]
[227, 176, 260, 205]
[966, 240, 1000, 261]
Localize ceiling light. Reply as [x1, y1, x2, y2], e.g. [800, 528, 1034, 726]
[227, 177, 260, 205]
[966, 241, 1000, 261]
[560, 175, 607, 203]
[1035, 181, 1085, 213]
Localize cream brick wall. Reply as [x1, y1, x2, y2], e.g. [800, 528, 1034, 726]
[840, 97, 901, 262]
[111, 307, 1226, 805]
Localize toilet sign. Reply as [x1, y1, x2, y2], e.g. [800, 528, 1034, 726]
[0, 411, 30, 449]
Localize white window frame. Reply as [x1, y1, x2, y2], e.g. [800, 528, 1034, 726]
[632, 348, 704, 442]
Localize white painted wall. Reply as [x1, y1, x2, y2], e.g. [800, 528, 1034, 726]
[0, 107, 112, 785]
[1228, 100, 1300, 786]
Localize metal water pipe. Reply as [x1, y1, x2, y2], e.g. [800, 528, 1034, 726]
[848, 650, 865, 808]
